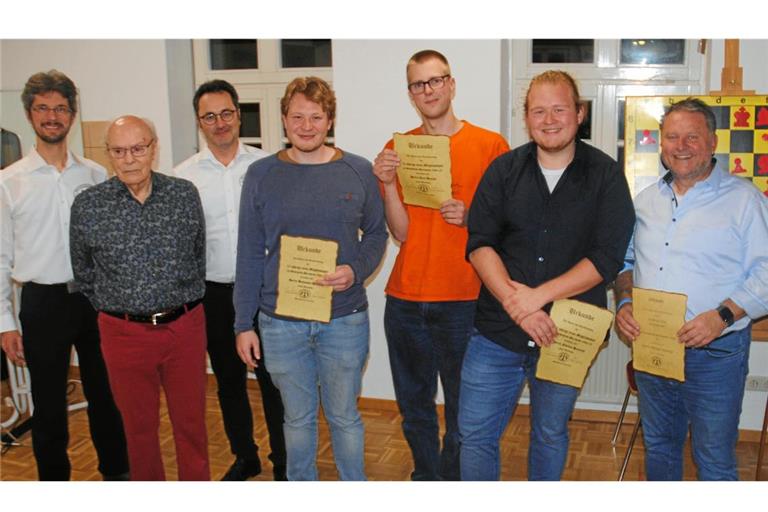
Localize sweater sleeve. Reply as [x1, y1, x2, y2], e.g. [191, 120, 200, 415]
[348, 160, 387, 284]
[233, 163, 266, 333]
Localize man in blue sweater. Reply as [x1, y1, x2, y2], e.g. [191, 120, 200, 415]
[233, 76, 387, 480]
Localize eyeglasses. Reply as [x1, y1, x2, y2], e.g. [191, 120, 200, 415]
[407, 75, 451, 95]
[199, 109, 237, 125]
[107, 139, 154, 159]
[31, 105, 72, 116]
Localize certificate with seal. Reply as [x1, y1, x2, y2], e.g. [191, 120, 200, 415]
[536, 299, 615, 388]
[275, 235, 338, 323]
[393, 133, 452, 209]
[631, 287, 687, 382]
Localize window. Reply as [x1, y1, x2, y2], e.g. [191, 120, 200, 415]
[620, 39, 685, 65]
[192, 39, 334, 153]
[532, 39, 594, 64]
[281, 39, 332, 68]
[209, 39, 258, 70]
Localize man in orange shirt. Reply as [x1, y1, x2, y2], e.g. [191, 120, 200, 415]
[373, 49, 509, 481]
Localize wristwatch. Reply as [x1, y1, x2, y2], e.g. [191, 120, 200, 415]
[716, 305, 735, 327]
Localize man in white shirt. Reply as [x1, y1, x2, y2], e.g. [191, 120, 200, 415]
[173, 80, 286, 480]
[0, 70, 128, 480]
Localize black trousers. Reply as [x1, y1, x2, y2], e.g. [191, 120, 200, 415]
[203, 282, 286, 466]
[19, 283, 128, 480]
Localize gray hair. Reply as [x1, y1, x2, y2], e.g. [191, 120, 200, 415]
[661, 97, 717, 135]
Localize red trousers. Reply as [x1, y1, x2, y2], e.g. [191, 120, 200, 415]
[98, 304, 210, 480]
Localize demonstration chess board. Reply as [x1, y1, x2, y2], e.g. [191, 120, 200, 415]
[625, 95, 768, 197]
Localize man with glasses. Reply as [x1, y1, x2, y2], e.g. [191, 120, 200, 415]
[174, 80, 287, 481]
[70, 115, 209, 480]
[0, 70, 128, 480]
[372, 50, 509, 480]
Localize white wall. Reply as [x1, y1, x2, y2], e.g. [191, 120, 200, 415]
[332, 40, 503, 401]
[709, 39, 768, 431]
[1, 40, 176, 171]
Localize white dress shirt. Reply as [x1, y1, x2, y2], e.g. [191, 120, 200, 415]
[173, 143, 268, 283]
[0, 147, 107, 331]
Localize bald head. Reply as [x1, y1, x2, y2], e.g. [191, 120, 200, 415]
[106, 115, 156, 146]
[106, 115, 157, 197]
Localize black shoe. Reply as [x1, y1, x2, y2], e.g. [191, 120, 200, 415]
[221, 457, 262, 481]
[103, 471, 130, 481]
[273, 464, 287, 481]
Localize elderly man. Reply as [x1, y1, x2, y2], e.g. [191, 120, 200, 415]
[614, 98, 768, 480]
[174, 80, 286, 481]
[70, 115, 209, 481]
[1, 70, 128, 480]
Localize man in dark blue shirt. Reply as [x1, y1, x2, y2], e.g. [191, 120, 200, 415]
[459, 71, 635, 480]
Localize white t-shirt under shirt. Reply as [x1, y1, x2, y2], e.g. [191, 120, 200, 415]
[540, 164, 565, 193]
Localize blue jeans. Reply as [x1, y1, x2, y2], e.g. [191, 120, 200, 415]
[635, 326, 751, 481]
[459, 331, 579, 481]
[384, 296, 475, 481]
[258, 310, 369, 481]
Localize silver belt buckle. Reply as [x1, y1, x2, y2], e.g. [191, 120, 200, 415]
[151, 312, 163, 326]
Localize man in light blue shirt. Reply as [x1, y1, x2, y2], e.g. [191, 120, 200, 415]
[614, 98, 768, 480]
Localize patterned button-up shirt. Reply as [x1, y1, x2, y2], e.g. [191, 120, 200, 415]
[70, 171, 206, 314]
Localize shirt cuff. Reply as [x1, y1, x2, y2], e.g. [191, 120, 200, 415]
[730, 289, 768, 321]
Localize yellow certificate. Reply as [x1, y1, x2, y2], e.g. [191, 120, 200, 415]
[275, 235, 338, 323]
[631, 287, 687, 382]
[536, 299, 615, 388]
[393, 133, 452, 209]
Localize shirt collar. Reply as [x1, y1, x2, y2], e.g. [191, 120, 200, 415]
[201, 142, 251, 168]
[657, 158, 723, 194]
[109, 171, 162, 201]
[525, 139, 586, 177]
[28, 145, 79, 173]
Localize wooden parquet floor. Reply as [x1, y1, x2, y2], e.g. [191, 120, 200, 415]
[1, 374, 764, 481]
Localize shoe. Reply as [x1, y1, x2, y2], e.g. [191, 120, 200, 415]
[103, 471, 130, 481]
[273, 464, 287, 481]
[221, 457, 261, 481]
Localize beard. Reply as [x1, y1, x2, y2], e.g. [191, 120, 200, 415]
[34, 122, 69, 144]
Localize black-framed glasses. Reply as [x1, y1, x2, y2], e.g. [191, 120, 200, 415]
[31, 105, 72, 116]
[199, 109, 237, 125]
[107, 139, 154, 159]
[407, 75, 451, 95]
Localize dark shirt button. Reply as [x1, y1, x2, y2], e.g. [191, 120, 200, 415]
[659, 267, 663, 271]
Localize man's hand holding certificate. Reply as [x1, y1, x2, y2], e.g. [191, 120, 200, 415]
[536, 300, 614, 388]
[275, 235, 339, 323]
[631, 287, 687, 382]
[393, 133, 452, 209]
